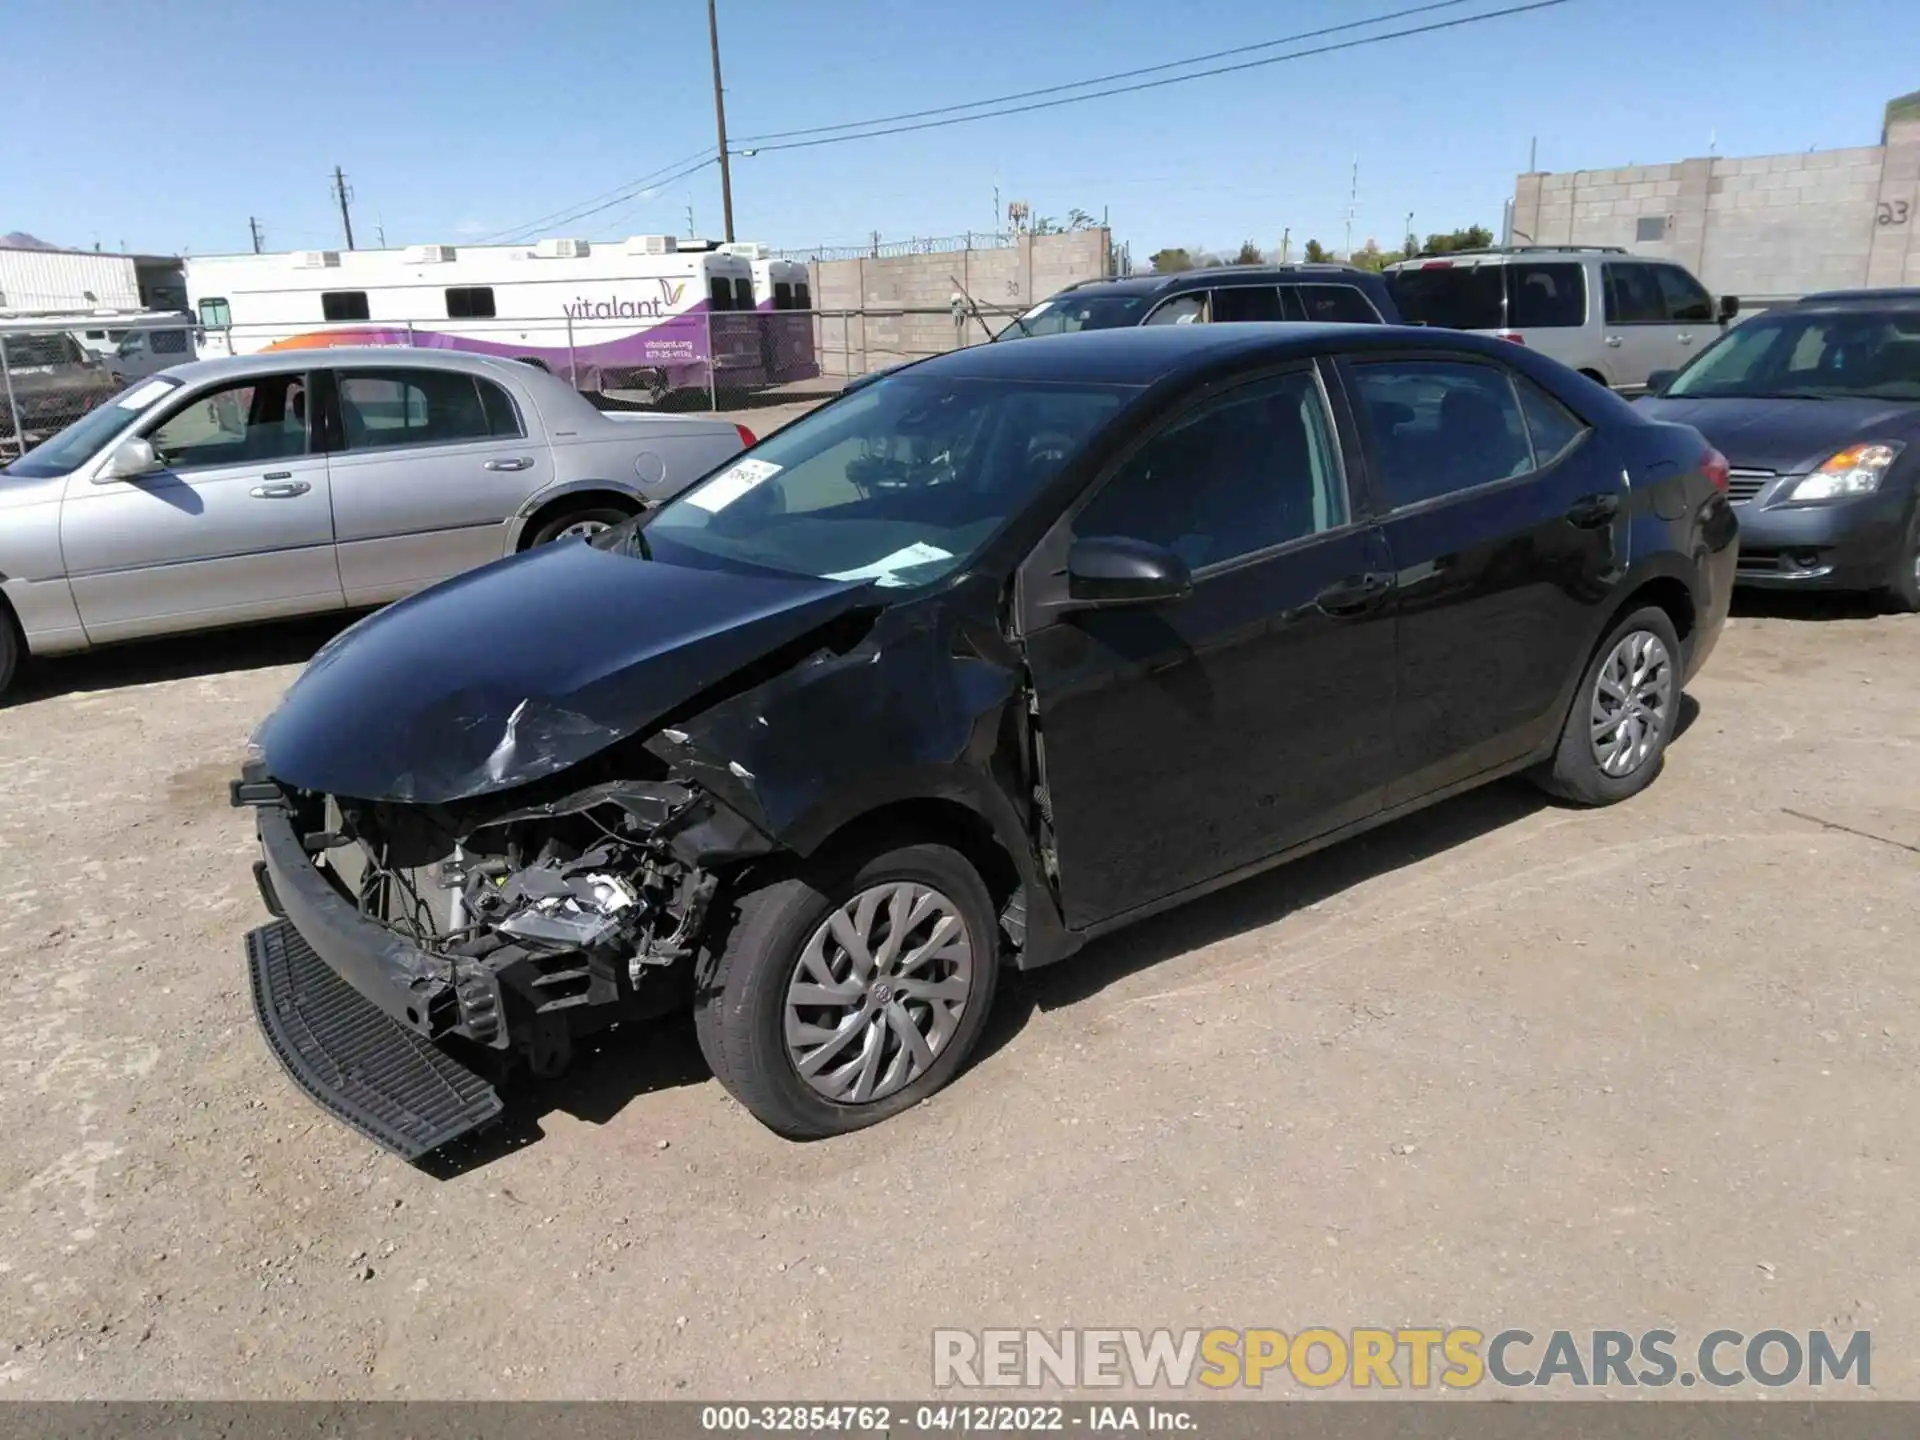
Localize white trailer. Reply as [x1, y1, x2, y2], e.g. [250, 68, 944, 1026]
[185, 236, 771, 398]
[0, 247, 142, 312]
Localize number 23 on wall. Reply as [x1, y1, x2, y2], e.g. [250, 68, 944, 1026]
[1877, 199, 1911, 226]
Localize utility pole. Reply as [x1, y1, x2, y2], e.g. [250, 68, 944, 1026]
[1404, 210, 1415, 256]
[686, 198, 697, 239]
[992, 183, 1000, 234]
[706, 0, 735, 241]
[331, 165, 356, 250]
[376, 217, 387, 248]
[1279, 226, 1290, 263]
[249, 216, 264, 254]
[1343, 155, 1357, 259]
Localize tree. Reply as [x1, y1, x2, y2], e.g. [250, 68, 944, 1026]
[1148, 247, 1195, 273]
[1302, 238, 1330, 263]
[1349, 238, 1387, 273]
[1418, 224, 1495, 256]
[1065, 208, 1096, 231]
[1231, 239, 1263, 265]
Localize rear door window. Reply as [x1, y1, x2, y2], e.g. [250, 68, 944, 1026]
[732, 277, 754, 309]
[336, 368, 495, 450]
[1347, 359, 1536, 509]
[707, 277, 733, 310]
[1603, 263, 1667, 325]
[1507, 263, 1585, 328]
[1297, 284, 1381, 323]
[1210, 286, 1285, 323]
[1513, 375, 1589, 467]
[1652, 265, 1714, 323]
[1385, 265, 1504, 329]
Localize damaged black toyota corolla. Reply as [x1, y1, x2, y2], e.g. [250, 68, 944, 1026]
[236, 323, 1736, 1158]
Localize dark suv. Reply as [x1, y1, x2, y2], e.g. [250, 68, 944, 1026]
[236, 322, 1735, 1159]
[995, 263, 1402, 338]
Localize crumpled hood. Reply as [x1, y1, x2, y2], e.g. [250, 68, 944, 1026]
[1637, 395, 1920, 473]
[256, 538, 869, 803]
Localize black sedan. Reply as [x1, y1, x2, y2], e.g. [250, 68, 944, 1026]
[1641, 288, 1920, 610]
[234, 322, 1736, 1156]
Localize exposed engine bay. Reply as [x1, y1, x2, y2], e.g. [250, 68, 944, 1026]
[297, 770, 771, 1076]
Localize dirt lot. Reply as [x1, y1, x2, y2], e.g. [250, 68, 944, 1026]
[2, 590, 1916, 1399]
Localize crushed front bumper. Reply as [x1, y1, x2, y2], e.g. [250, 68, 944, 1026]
[241, 779, 509, 1159]
[247, 920, 501, 1160]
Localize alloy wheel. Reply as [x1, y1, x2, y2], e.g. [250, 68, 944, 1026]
[1589, 629, 1674, 778]
[783, 882, 974, 1104]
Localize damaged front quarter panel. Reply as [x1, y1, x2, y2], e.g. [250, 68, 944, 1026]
[640, 573, 1072, 964]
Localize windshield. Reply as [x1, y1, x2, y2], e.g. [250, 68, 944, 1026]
[1665, 309, 1920, 400]
[993, 292, 1151, 340]
[1, 332, 85, 368]
[1386, 265, 1506, 329]
[612, 373, 1133, 587]
[1, 375, 180, 478]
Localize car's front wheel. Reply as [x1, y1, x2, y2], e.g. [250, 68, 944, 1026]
[695, 838, 1001, 1138]
[526, 506, 633, 546]
[1881, 506, 1920, 614]
[1533, 605, 1683, 806]
[0, 607, 20, 703]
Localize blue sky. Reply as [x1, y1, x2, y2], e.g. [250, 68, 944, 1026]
[9, 0, 1918, 260]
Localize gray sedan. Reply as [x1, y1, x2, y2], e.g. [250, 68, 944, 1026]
[0, 348, 750, 697]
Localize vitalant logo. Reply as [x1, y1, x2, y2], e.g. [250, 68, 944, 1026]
[562, 277, 687, 321]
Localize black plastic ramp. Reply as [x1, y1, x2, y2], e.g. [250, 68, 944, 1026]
[246, 920, 502, 1161]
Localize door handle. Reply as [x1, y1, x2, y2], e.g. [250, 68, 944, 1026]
[1564, 492, 1620, 528]
[1604, 335, 1624, 347]
[250, 479, 311, 499]
[1315, 571, 1392, 618]
[484, 456, 535, 472]
[1677, 333, 1694, 344]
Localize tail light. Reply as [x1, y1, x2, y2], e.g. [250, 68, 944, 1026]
[734, 423, 756, 448]
[1702, 446, 1730, 492]
[1493, 330, 1526, 345]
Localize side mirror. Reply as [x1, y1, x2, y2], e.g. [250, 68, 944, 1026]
[1065, 535, 1193, 609]
[1644, 369, 1677, 397]
[1717, 294, 1740, 324]
[97, 437, 159, 482]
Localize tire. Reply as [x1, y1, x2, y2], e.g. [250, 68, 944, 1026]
[524, 505, 633, 547]
[1532, 605, 1683, 806]
[695, 838, 1001, 1139]
[0, 606, 20, 704]
[1880, 505, 1920, 614]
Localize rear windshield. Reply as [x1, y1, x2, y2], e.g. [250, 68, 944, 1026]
[995, 292, 1151, 340]
[1387, 262, 1587, 330]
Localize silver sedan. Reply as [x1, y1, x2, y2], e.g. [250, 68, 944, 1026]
[0, 348, 750, 697]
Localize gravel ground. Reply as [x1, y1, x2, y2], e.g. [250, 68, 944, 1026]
[1, 591, 1915, 1400]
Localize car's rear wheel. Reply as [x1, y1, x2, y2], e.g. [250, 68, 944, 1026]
[0, 605, 20, 703]
[1881, 506, 1920, 614]
[1532, 605, 1682, 806]
[526, 505, 632, 546]
[695, 838, 1000, 1139]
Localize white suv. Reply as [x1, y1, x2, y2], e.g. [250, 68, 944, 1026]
[1385, 245, 1738, 392]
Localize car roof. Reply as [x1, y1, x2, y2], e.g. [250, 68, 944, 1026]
[1054, 264, 1379, 299]
[1792, 287, 1920, 308]
[899, 322, 1513, 386]
[1384, 245, 1629, 271]
[154, 346, 539, 386]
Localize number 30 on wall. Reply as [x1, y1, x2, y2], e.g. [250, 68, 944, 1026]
[1877, 199, 1911, 226]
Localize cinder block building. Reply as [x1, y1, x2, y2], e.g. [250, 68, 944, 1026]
[1509, 91, 1920, 303]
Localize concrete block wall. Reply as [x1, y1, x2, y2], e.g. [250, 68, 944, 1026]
[1511, 120, 1920, 302]
[808, 230, 1110, 376]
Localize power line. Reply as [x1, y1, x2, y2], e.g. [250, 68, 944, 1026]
[732, 0, 1480, 145]
[739, 1, 1568, 155]
[500, 154, 721, 242]
[472, 147, 718, 245]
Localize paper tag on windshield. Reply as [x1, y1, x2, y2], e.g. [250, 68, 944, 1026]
[684, 457, 781, 512]
[825, 541, 953, 587]
[117, 378, 174, 410]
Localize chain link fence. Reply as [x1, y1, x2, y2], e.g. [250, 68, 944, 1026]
[0, 301, 1047, 456]
[0, 324, 138, 458]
